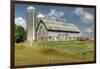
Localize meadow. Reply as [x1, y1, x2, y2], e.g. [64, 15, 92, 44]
[15, 40, 95, 66]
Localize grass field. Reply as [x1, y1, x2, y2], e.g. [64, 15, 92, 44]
[15, 40, 95, 66]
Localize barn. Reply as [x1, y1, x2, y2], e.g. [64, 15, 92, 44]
[36, 18, 80, 41]
[26, 6, 80, 41]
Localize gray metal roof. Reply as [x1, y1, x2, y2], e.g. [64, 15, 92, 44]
[37, 18, 80, 33]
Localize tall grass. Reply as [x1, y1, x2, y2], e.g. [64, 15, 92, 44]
[15, 40, 95, 66]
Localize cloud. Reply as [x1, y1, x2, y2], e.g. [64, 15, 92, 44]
[48, 9, 64, 18]
[48, 9, 66, 22]
[85, 28, 93, 33]
[15, 17, 26, 30]
[37, 12, 45, 18]
[73, 8, 94, 23]
[37, 9, 66, 22]
[85, 28, 94, 37]
[48, 9, 56, 16]
[80, 27, 94, 37]
[74, 8, 84, 16]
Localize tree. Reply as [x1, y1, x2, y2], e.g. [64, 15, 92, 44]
[15, 24, 26, 43]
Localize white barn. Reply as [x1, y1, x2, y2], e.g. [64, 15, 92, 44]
[26, 6, 80, 41]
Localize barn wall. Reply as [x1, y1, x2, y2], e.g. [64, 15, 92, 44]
[47, 31, 80, 41]
[36, 22, 48, 40]
[47, 31, 67, 41]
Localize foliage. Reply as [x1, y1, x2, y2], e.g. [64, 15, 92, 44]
[15, 24, 26, 43]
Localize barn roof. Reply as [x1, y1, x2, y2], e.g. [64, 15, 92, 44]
[37, 18, 80, 33]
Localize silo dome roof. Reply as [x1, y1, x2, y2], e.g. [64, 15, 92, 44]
[27, 6, 35, 10]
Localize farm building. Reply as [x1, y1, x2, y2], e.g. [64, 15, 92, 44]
[26, 6, 80, 41]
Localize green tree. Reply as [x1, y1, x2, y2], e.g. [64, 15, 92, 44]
[15, 25, 26, 43]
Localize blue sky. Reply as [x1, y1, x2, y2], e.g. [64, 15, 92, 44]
[15, 3, 95, 36]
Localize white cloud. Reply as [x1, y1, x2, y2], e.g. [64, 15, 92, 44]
[37, 9, 66, 22]
[48, 9, 64, 17]
[81, 27, 94, 37]
[37, 12, 45, 18]
[73, 8, 94, 23]
[48, 9, 56, 16]
[84, 28, 94, 37]
[85, 28, 93, 33]
[59, 11, 64, 16]
[74, 8, 84, 16]
[15, 17, 26, 30]
[47, 9, 66, 22]
[80, 12, 93, 23]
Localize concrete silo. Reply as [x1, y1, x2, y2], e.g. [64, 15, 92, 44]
[26, 6, 36, 42]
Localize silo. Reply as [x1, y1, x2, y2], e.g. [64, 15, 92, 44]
[26, 6, 36, 42]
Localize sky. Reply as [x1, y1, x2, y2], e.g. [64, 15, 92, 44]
[15, 3, 95, 37]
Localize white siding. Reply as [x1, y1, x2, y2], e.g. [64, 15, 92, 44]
[47, 31, 80, 41]
[37, 23, 47, 40]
